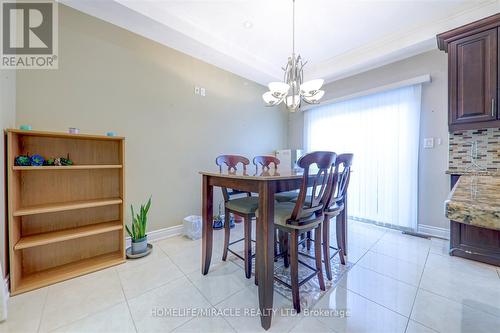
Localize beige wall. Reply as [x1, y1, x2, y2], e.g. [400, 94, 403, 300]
[15, 5, 288, 232]
[1, 69, 16, 272]
[289, 49, 450, 235]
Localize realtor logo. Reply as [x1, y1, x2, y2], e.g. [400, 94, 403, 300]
[1, 0, 58, 69]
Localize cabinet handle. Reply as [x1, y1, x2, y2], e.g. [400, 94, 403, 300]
[492, 98, 496, 117]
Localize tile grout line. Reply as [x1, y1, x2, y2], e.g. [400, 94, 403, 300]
[183, 268, 239, 333]
[122, 242, 181, 332]
[163, 236, 241, 333]
[36, 287, 50, 333]
[404, 246, 431, 333]
[353, 264, 421, 289]
[43, 269, 126, 333]
[335, 284, 409, 320]
[117, 265, 139, 333]
[149, 243, 195, 333]
[44, 267, 125, 332]
[416, 284, 500, 319]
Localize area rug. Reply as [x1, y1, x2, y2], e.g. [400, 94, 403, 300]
[230, 245, 353, 310]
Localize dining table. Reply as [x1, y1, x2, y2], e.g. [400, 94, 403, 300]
[199, 167, 348, 330]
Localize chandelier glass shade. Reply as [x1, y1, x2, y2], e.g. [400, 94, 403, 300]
[262, 0, 324, 112]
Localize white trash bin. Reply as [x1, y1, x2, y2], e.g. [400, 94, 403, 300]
[183, 215, 202, 240]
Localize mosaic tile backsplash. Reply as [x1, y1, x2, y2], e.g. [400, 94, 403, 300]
[449, 128, 500, 171]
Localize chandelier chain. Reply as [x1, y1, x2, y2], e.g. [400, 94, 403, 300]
[261, 0, 324, 111]
[292, 0, 295, 56]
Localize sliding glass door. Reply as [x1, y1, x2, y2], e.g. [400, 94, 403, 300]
[304, 85, 422, 230]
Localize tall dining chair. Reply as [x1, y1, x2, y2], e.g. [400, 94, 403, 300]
[253, 155, 301, 203]
[252, 155, 280, 173]
[322, 153, 353, 277]
[216, 155, 258, 279]
[252, 155, 283, 268]
[256, 151, 337, 313]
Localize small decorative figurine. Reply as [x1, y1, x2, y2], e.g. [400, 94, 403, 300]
[60, 153, 73, 166]
[30, 154, 45, 166]
[19, 125, 32, 131]
[54, 154, 73, 166]
[14, 155, 31, 166]
[43, 158, 55, 166]
[68, 128, 80, 134]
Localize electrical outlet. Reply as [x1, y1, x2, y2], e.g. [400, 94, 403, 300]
[423, 138, 434, 149]
[194, 86, 200, 95]
[200, 87, 206, 96]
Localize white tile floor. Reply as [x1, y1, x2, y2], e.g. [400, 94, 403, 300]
[1, 220, 499, 333]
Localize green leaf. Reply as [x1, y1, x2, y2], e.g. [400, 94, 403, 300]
[125, 224, 133, 238]
[144, 197, 152, 215]
[128, 197, 152, 240]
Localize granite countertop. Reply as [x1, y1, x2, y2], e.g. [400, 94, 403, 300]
[445, 175, 500, 231]
[446, 169, 500, 176]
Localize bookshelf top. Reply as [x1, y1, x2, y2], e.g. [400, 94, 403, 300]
[5, 129, 125, 141]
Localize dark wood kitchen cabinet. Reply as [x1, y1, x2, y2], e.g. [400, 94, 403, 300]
[437, 13, 500, 132]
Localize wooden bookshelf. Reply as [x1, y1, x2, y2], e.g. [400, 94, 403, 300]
[5, 129, 126, 295]
[14, 221, 123, 250]
[13, 198, 123, 216]
[14, 252, 124, 295]
[13, 165, 123, 171]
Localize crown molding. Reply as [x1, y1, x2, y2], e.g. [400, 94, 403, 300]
[59, 0, 499, 86]
[311, 0, 499, 83]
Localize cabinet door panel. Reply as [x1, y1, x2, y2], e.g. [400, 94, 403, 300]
[449, 28, 497, 126]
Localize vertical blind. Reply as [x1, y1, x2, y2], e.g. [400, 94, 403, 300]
[304, 84, 422, 230]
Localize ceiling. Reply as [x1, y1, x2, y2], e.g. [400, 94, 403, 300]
[60, 0, 499, 85]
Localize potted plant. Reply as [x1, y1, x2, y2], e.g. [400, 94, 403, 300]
[213, 203, 224, 230]
[126, 197, 151, 255]
[213, 203, 235, 230]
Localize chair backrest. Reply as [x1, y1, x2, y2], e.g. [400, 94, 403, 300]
[253, 155, 280, 173]
[215, 155, 251, 201]
[215, 155, 250, 173]
[288, 151, 337, 226]
[325, 153, 353, 209]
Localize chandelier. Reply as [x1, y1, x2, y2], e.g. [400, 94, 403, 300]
[262, 0, 325, 112]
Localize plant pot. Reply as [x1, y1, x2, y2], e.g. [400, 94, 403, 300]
[131, 236, 148, 254]
[213, 218, 223, 230]
[232, 213, 244, 224]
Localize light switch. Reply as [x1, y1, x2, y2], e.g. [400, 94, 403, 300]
[200, 87, 206, 96]
[423, 138, 434, 149]
[194, 86, 200, 95]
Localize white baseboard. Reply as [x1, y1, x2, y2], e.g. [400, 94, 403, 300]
[3, 226, 184, 298]
[125, 224, 183, 248]
[1, 275, 9, 321]
[418, 224, 450, 240]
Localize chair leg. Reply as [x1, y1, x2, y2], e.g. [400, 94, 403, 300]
[282, 231, 289, 268]
[222, 208, 230, 261]
[254, 219, 258, 286]
[274, 230, 279, 262]
[290, 229, 300, 313]
[322, 214, 333, 280]
[306, 231, 312, 250]
[343, 202, 348, 255]
[277, 230, 284, 259]
[315, 225, 326, 291]
[336, 215, 346, 265]
[243, 216, 252, 279]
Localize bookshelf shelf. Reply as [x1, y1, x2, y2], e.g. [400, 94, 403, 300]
[6, 129, 126, 295]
